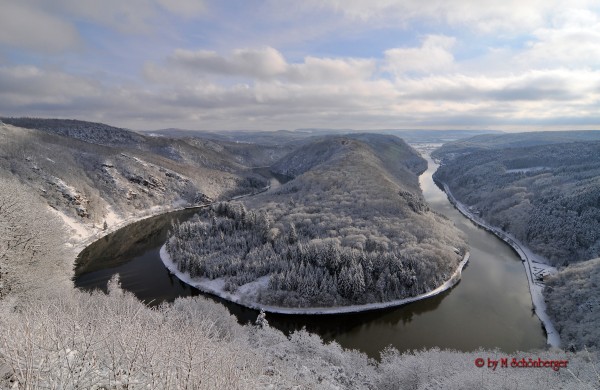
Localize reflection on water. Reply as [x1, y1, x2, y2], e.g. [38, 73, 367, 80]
[74, 156, 546, 359]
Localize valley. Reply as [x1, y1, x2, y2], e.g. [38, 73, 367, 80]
[0, 118, 597, 388]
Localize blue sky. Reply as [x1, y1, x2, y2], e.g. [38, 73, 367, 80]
[1, 0, 600, 131]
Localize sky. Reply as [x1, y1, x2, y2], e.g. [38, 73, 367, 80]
[1, 0, 600, 131]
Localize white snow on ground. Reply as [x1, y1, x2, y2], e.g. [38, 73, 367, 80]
[440, 182, 561, 347]
[237, 276, 270, 301]
[160, 243, 470, 315]
[172, 198, 188, 208]
[48, 207, 92, 242]
[52, 177, 79, 198]
[103, 205, 122, 227]
[505, 167, 548, 174]
[69, 202, 193, 253]
[71, 187, 271, 253]
[120, 153, 149, 167]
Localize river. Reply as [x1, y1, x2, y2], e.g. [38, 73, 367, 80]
[74, 152, 546, 358]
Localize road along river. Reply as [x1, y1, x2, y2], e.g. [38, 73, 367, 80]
[74, 154, 546, 358]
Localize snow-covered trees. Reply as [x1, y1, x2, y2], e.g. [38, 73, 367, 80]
[0, 277, 267, 389]
[434, 141, 600, 266]
[0, 175, 67, 299]
[2, 283, 598, 389]
[167, 200, 463, 307]
[166, 135, 467, 308]
[0, 125, 598, 388]
[545, 258, 600, 350]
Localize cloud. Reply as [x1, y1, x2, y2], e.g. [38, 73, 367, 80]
[519, 8, 600, 68]
[384, 35, 456, 77]
[0, 0, 208, 54]
[5, 41, 599, 131]
[2, 1, 600, 131]
[0, 3, 80, 52]
[169, 47, 288, 79]
[287, 57, 376, 83]
[164, 47, 376, 83]
[293, 0, 594, 34]
[402, 70, 598, 104]
[0, 66, 99, 104]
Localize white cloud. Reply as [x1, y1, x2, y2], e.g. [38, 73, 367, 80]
[0, 66, 99, 104]
[231, 48, 289, 78]
[2, 0, 600, 131]
[170, 47, 288, 79]
[294, 0, 598, 34]
[5, 41, 599, 131]
[0, 0, 208, 53]
[399, 69, 599, 103]
[0, 3, 80, 52]
[519, 8, 600, 68]
[287, 57, 376, 83]
[384, 35, 456, 77]
[165, 47, 377, 83]
[16, 41, 588, 129]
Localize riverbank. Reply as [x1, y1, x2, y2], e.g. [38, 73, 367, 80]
[72, 185, 271, 255]
[160, 242, 470, 315]
[435, 179, 560, 347]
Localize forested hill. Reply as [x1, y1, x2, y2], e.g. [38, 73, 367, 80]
[0, 117, 285, 169]
[167, 134, 467, 308]
[271, 134, 426, 190]
[434, 140, 600, 266]
[432, 130, 600, 162]
[0, 120, 269, 250]
[0, 117, 147, 148]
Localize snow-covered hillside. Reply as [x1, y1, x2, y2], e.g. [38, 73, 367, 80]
[0, 120, 598, 389]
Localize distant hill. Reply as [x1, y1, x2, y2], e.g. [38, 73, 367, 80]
[432, 130, 600, 162]
[375, 129, 503, 143]
[1, 117, 146, 148]
[271, 134, 426, 191]
[146, 128, 316, 146]
[146, 128, 502, 145]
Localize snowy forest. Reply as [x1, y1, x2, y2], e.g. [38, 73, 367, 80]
[545, 257, 600, 350]
[434, 140, 600, 265]
[166, 135, 467, 307]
